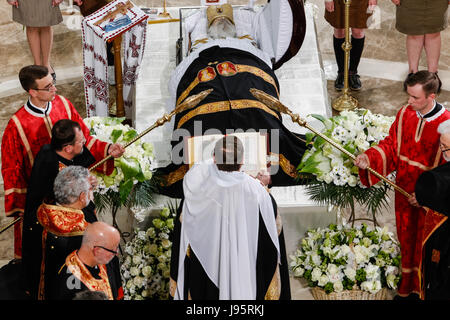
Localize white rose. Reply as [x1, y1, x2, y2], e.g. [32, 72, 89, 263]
[361, 280, 381, 294]
[311, 252, 322, 266]
[318, 274, 329, 287]
[333, 281, 344, 293]
[327, 264, 339, 276]
[365, 264, 380, 280]
[161, 239, 171, 249]
[122, 270, 131, 280]
[293, 267, 305, 277]
[133, 276, 145, 287]
[157, 254, 167, 263]
[137, 231, 147, 241]
[132, 255, 142, 265]
[311, 267, 322, 282]
[142, 265, 152, 278]
[130, 267, 139, 277]
[344, 267, 356, 281]
[340, 244, 351, 256]
[149, 244, 158, 255]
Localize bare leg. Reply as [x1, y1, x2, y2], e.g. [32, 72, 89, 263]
[26, 26, 42, 65]
[351, 28, 365, 39]
[39, 26, 54, 74]
[424, 32, 441, 73]
[406, 34, 424, 73]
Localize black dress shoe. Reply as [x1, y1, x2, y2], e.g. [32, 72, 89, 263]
[349, 73, 362, 91]
[334, 73, 344, 91]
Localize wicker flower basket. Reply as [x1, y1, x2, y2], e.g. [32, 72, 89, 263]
[311, 287, 388, 300]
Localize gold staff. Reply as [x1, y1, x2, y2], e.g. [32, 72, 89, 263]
[0, 217, 21, 235]
[89, 89, 213, 172]
[250, 88, 410, 198]
[332, 0, 358, 112]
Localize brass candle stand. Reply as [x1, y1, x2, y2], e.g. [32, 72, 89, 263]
[332, 0, 358, 112]
[159, 0, 172, 18]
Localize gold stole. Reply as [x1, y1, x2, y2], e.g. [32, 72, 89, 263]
[65, 250, 114, 300]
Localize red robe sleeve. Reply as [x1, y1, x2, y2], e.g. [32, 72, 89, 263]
[65, 98, 114, 175]
[358, 107, 404, 187]
[1, 120, 28, 216]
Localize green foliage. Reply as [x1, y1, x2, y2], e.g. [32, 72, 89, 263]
[301, 177, 391, 224]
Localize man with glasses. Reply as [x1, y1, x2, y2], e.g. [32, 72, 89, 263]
[31, 166, 121, 300]
[412, 119, 450, 300]
[1, 65, 125, 261]
[354, 71, 450, 300]
[52, 221, 122, 300]
[21, 120, 117, 299]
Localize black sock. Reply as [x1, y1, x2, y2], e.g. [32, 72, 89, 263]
[333, 36, 345, 74]
[349, 36, 365, 74]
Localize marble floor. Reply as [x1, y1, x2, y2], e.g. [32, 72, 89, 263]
[0, 0, 449, 300]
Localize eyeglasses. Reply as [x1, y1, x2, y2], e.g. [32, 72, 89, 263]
[440, 144, 450, 153]
[32, 81, 56, 92]
[94, 246, 118, 255]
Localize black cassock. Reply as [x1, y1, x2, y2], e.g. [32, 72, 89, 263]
[21, 144, 97, 299]
[157, 46, 310, 198]
[415, 161, 450, 300]
[169, 195, 291, 300]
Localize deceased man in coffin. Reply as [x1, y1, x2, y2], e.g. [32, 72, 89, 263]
[157, 0, 308, 197]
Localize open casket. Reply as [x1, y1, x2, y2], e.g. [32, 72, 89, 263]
[175, 0, 306, 70]
[155, 1, 311, 198]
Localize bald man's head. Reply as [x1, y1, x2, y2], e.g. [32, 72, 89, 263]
[82, 222, 120, 265]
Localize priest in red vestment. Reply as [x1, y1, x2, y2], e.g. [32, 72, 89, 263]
[354, 71, 450, 299]
[1, 65, 125, 259]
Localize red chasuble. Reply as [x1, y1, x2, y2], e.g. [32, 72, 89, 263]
[1, 95, 113, 258]
[359, 104, 450, 299]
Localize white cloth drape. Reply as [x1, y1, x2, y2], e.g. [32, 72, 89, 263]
[81, 0, 148, 118]
[175, 160, 280, 300]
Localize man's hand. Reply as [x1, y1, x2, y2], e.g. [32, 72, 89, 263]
[256, 171, 271, 186]
[325, 0, 334, 13]
[353, 154, 370, 170]
[108, 143, 125, 158]
[7, 0, 19, 8]
[73, 0, 83, 5]
[52, 0, 63, 7]
[391, 0, 400, 5]
[407, 193, 420, 207]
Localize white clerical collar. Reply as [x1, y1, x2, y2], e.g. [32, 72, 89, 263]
[417, 100, 436, 118]
[25, 99, 52, 117]
[416, 100, 445, 122]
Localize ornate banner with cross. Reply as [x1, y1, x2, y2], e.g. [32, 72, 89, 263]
[81, 0, 148, 122]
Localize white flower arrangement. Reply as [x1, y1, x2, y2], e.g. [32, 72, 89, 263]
[290, 223, 401, 294]
[120, 207, 175, 300]
[297, 109, 396, 223]
[299, 108, 395, 187]
[84, 117, 157, 217]
[84, 117, 155, 195]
